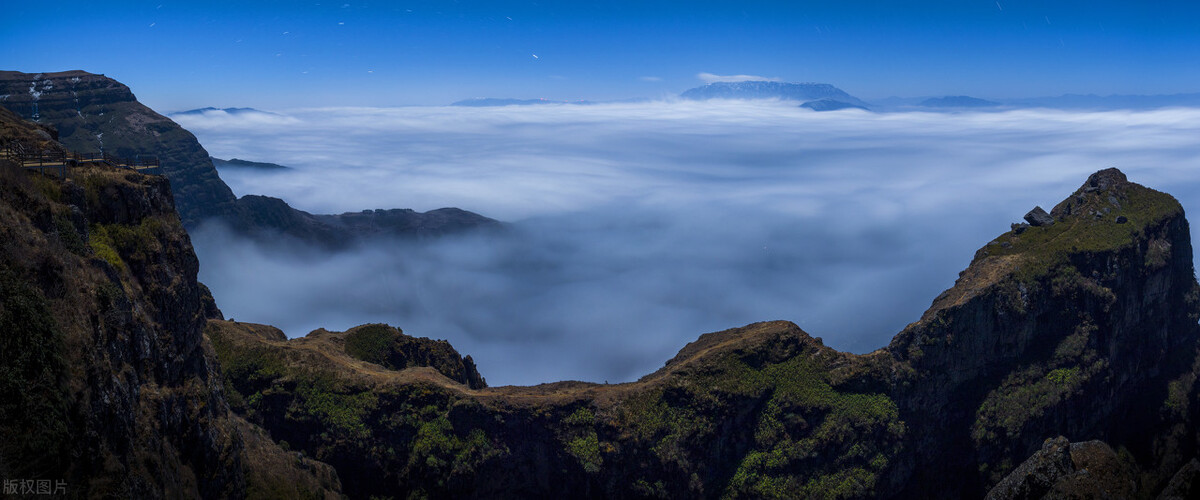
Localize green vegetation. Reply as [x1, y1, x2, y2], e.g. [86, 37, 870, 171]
[0, 268, 71, 479]
[409, 410, 500, 477]
[96, 218, 167, 261]
[987, 183, 1181, 281]
[89, 225, 125, 271]
[28, 173, 63, 203]
[207, 323, 289, 416]
[87, 217, 170, 272]
[53, 211, 88, 255]
[618, 344, 903, 499]
[567, 433, 602, 473]
[78, 172, 110, 213]
[210, 323, 380, 440]
[564, 406, 596, 426]
[295, 372, 378, 437]
[973, 322, 1103, 447]
[1046, 367, 1079, 387]
[562, 407, 603, 473]
[344, 324, 400, 365]
[1164, 375, 1193, 417]
[210, 322, 505, 498]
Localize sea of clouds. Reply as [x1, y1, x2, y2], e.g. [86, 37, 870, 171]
[175, 102, 1200, 386]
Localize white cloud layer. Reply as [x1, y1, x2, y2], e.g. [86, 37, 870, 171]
[697, 72, 781, 83]
[177, 103, 1200, 386]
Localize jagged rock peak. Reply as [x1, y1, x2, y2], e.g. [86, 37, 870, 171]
[1086, 167, 1128, 191]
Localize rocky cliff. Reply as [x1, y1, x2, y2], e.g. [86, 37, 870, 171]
[210, 168, 1200, 499]
[0, 70, 498, 246]
[887, 168, 1200, 496]
[0, 70, 239, 227]
[0, 110, 341, 498]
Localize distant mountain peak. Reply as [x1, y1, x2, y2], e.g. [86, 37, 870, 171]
[680, 80, 867, 106]
[211, 157, 291, 171]
[450, 97, 564, 107]
[918, 95, 1000, 108]
[171, 107, 280, 116]
[800, 98, 869, 112]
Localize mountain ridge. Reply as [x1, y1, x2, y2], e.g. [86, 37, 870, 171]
[680, 81, 869, 107]
[208, 168, 1200, 498]
[0, 69, 499, 247]
[171, 107, 279, 116]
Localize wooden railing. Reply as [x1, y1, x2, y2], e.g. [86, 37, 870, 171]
[0, 139, 162, 177]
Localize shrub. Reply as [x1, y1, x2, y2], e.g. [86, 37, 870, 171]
[344, 324, 399, 365]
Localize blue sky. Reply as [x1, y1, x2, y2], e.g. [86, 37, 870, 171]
[3, 1, 1199, 110]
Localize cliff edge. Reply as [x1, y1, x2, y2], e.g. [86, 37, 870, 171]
[0, 109, 341, 497]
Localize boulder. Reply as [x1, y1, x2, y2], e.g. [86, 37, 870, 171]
[1024, 206, 1055, 226]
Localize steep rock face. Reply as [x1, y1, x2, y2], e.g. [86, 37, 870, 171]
[886, 168, 1200, 496]
[0, 162, 238, 497]
[0, 110, 341, 498]
[0, 70, 500, 246]
[0, 70, 238, 227]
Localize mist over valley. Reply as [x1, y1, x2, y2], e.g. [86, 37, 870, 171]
[177, 102, 1200, 385]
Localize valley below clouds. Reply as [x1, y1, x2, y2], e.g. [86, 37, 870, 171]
[176, 102, 1200, 386]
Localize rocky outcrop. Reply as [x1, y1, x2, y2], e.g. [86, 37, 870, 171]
[887, 168, 1200, 497]
[0, 109, 340, 497]
[0, 70, 499, 246]
[985, 437, 1136, 499]
[1024, 205, 1055, 226]
[1159, 459, 1200, 500]
[336, 323, 485, 388]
